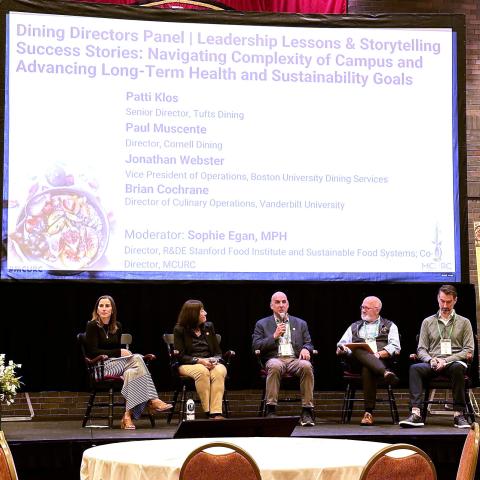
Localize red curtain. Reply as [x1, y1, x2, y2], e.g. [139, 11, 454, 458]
[74, 0, 346, 13]
[219, 1, 346, 13]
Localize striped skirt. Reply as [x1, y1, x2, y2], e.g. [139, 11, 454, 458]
[105, 354, 158, 419]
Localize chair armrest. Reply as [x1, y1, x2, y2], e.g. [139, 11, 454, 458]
[143, 354, 156, 363]
[167, 349, 180, 360]
[339, 356, 350, 369]
[84, 355, 109, 382]
[167, 350, 181, 372]
[254, 349, 265, 369]
[85, 355, 108, 366]
[308, 349, 318, 366]
[222, 350, 235, 368]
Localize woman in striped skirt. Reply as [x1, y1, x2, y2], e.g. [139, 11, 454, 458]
[85, 295, 172, 429]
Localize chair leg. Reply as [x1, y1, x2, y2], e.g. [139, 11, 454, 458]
[258, 386, 266, 417]
[82, 391, 97, 427]
[108, 388, 114, 429]
[179, 385, 188, 422]
[422, 387, 431, 424]
[387, 386, 399, 424]
[341, 384, 350, 424]
[167, 389, 180, 424]
[465, 388, 476, 423]
[347, 387, 356, 423]
[148, 412, 156, 428]
[222, 391, 230, 418]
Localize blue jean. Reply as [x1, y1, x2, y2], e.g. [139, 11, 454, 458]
[408, 361, 467, 412]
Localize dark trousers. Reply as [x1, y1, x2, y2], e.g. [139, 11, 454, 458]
[409, 361, 467, 411]
[349, 349, 389, 411]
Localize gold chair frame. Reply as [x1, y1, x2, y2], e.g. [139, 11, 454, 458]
[0, 431, 19, 480]
[359, 443, 437, 480]
[179, 441, 261, 480]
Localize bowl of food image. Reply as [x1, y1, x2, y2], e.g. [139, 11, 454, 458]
[10, 187, 110, 270]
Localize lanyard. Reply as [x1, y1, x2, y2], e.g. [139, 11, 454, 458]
[436, 313, 455, 340]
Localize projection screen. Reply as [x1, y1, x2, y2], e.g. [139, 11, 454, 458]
[0, 1, 467, 282]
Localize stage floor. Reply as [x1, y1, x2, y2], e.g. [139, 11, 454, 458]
[2, 415, 471, 441]
[2, 416, 474, 480]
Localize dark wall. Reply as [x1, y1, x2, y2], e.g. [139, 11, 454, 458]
[0, 281, 477, 392]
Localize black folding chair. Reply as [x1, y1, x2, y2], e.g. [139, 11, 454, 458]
[77, 332, 156, 428]
[162, 333, 235, 423]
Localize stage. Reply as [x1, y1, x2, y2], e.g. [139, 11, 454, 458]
[3, 416, 474, 480]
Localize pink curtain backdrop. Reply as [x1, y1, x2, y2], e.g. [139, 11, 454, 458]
[219, 0, 346, 13]
[74, 0, 346, 13]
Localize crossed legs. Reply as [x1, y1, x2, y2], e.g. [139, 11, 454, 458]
[351, 349, 390, 411]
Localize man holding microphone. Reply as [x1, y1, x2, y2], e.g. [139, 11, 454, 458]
[252, 291, 315, 426]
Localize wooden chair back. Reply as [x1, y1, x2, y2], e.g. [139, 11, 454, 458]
[180, 441, 261, 480]
[0, 431, 18, 480]
[359, 443, 436, 480]
[456, 422, 480, 480]
[120, 333, 132, 350]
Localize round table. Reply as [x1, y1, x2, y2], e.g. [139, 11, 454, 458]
[80, 436, 391, 480]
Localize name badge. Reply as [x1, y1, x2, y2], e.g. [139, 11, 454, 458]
[366, 339, 378, 353]
[441, 339, 452, 355]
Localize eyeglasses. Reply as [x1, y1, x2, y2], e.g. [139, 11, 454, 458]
[360, 305, 378, 311]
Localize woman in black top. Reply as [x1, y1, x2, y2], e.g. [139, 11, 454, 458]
[174, 299, 227, 419]
[85, 295, 171, 429]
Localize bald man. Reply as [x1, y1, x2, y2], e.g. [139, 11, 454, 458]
[337, 296, 401, 426]
[252, 291, 315, 426]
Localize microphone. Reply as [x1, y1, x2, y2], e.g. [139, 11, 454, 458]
[278, 313, 287, 336]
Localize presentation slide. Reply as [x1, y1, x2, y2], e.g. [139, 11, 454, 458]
[1, 6, 462, 281]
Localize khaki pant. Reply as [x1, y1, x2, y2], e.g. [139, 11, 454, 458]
[265, 357, 314, 408]
[178, 363, 227, 414]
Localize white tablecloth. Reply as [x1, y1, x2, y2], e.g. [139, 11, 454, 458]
[80, 436, 391, 480]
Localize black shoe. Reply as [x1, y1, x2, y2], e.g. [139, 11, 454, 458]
[300, 408, 315, 427]
[266, 405, 276, 418]
[454, 414, 471, 428]
[399, 413, 424, 428]
[210, 414, 225, 420]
